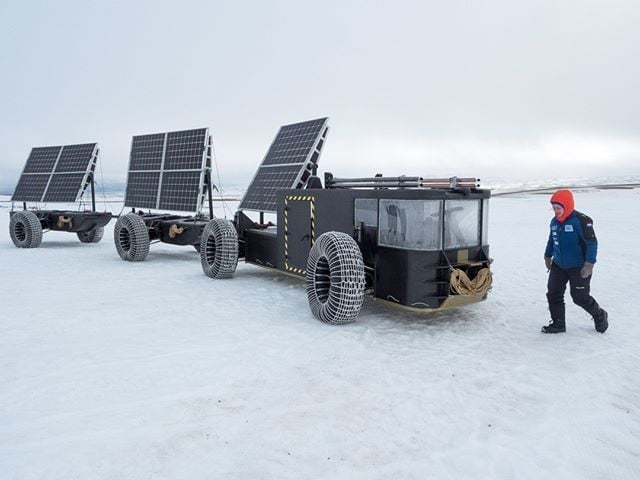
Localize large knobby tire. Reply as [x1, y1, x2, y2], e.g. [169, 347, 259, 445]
[200, 218, 239, 278]
[77, 227, 104, 244]
[306, 231, 365, 324]
[114, 213, 149, 262]
[9, 211, 43, 248]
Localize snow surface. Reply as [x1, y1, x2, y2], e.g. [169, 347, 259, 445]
[1, 187, 639, 480]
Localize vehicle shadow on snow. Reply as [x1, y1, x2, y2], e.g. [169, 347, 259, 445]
[141, 249, 201, 263]
[359, 298, 485, 332]
[23, 240, 91, 249]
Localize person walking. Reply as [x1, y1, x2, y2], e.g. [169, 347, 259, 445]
[542, 189, 608, 333]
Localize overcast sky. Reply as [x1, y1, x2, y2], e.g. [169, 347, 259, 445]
[1, 0, 639, 191]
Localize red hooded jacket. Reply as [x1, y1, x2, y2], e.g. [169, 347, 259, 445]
[550, 189, 574, 223]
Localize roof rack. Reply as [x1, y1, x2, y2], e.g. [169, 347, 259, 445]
[324, 173, 480, 190]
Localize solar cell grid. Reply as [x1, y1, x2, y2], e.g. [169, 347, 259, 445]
[22, 146, 61, 174]
[164, 129, 207, 170]
[262, 119, 326, 166]
[158, 171, 202, 211]
[124, 172, 161, 210]
[11, 174, 50, 202]
[240, 165, 302, 211]
[43, 173, 87, 202]
[55, 143, 97, 173]
[129, 134, 165, 171]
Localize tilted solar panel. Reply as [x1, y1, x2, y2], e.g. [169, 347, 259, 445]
[239, 165, 306, 212]
[124, 172, 161, 210]
[11, 143, 98, 203]
[22, 146, 62, 174]
[262, 118, 327, 166]
[124, 128, 210, 213]
[55, 143, 99, 173]
[43, 173, 88, 202]
[12, 174, 51, 202]
[129, 133, 165, 171]
[239, 118, 329, 212]
[164, 128, 208, 170]
[158, 171, 203, 211]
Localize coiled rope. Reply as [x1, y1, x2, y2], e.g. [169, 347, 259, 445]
[450, 267, 493, 296]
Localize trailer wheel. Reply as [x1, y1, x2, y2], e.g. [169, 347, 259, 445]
[114, 213, 149, 262]
[200, 218, 238, 278]
[9, 211, 42, 248]
[306, 231, 365, 324]
[77, 227, 104, 243]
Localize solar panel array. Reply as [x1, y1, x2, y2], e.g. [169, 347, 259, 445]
[124, 128, 209, 212]
[11, 143, 98, 203]
[239, 118, 329, 212]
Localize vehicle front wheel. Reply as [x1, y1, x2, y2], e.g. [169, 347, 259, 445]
[113, 213, 149, 261]
[9, 211, 43, 248]
[200, 218, 239, 278]
[306, 231, 365, 324]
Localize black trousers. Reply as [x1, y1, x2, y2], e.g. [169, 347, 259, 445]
[547, 264, 601, 323]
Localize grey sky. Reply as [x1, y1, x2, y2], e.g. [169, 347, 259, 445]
[1, 0, 639, 192]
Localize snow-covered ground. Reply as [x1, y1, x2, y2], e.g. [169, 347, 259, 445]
[1, 186, 639, 480]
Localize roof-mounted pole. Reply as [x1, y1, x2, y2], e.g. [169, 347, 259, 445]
[324, 173, 480, 190]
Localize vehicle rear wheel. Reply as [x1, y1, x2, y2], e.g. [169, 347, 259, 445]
[306, 231, 365, 324]
[113, 213, 149, 262]
[200, 218, 238, 278]
[9, 211, 43, 248]
[77, 227, 104, 243]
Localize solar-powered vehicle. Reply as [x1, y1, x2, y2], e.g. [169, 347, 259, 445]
[114, 128, 217, 262]
[9, 143, 112, 248]
[199, 117, 493, 324]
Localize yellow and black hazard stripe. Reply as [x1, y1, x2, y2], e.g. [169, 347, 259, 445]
[284, 194, 316, 275]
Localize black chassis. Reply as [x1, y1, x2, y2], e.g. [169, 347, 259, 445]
[9, 209, 112, 233]
[235, 186, 491, 310]
[136, 213, 210, 246]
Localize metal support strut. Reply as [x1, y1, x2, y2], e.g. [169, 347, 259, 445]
[89, 173, 96, 212]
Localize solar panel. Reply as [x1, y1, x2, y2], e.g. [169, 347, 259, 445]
[12, 174, 51, 202]
[239, 118, 329, 212]
[43, 173, 88, 202]
[55, 143, 99, 173]
[240, 165, 306, 212]
[23, 146, 62, 173]
[164, 129, 208, 170]
[158, 171, 203, 211]
[125, 172, 161, 210]
[11, 143, 98, 203]
[129, 133, 165, 171]
[124, 128, 209, 212]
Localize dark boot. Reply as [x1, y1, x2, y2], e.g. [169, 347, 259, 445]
[541, 320, 566, 334]
[594, 309, 608, 333]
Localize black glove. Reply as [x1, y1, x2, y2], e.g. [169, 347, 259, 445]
[580, 262, 594, 278]
[544, 256, 553, 270]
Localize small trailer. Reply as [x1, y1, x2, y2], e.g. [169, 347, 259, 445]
[114, 128, 218, 262]
[199, 118, 492, 324]
[9, 143, 111, 248]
